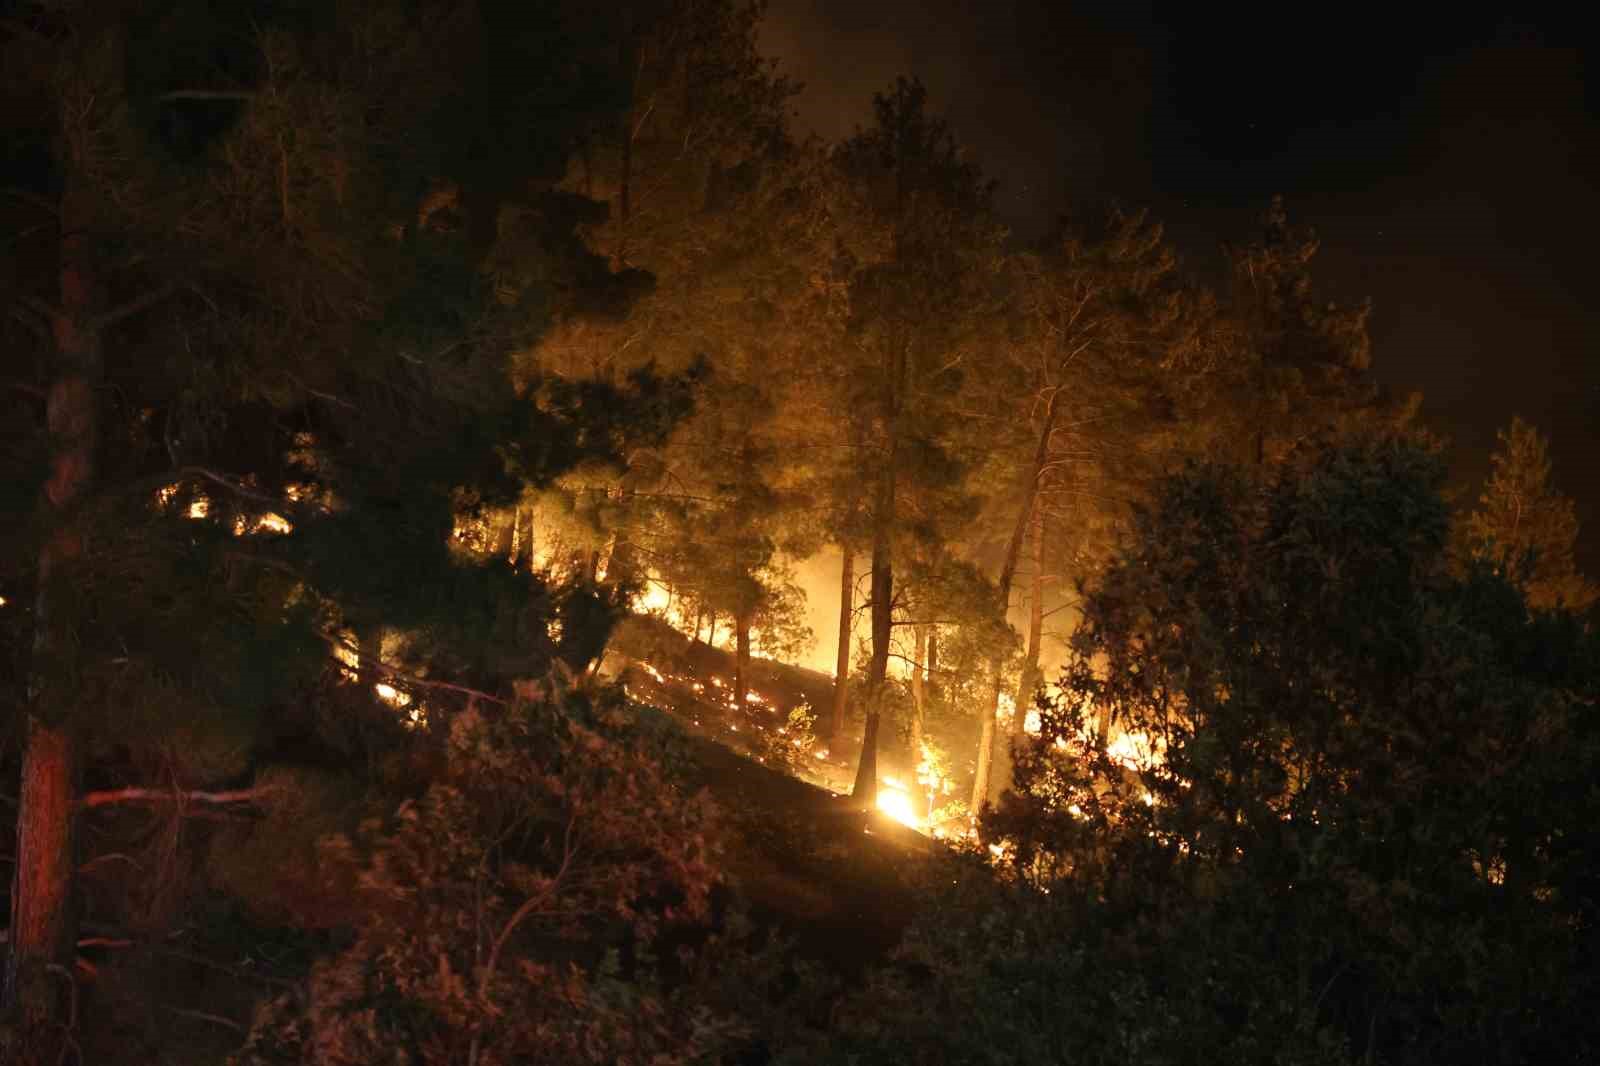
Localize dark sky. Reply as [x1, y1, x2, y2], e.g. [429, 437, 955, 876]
[762, 1, 1600, 570]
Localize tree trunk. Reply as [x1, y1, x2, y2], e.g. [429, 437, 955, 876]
[734, 610, 752, 710]
[852, 466, 895, 807]
[6, 185, 100, 1040]
[973, 392, 1062, 812]
[6, 723, 77, 1035]
[909, 623, 927, 766]
[492, 510, 515, 560]
[1012, 502, 1047, 743]
[516, 506, 534, 571]
[971, 667, 1001, 814]
[926, 625, 939, 703]
[830, 548, 853, 743]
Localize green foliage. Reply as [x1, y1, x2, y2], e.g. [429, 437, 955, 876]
[813, 437, 1600, 1066]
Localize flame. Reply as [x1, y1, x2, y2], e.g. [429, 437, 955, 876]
[1105, 729, 1163, 771]
[875, 785, 920, 829]
[187, 498, 210, 519]
[634, 581, 673, 614]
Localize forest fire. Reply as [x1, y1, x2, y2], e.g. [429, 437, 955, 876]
[875, 780, 921, 829]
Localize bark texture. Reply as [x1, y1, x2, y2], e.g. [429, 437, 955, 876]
[830, 549, 853, 743]
[6, 188, 99, 1044]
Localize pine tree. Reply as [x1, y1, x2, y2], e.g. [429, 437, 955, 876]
[1465, 416, 1598, 611]
[0, 5, 676, 1052]
[967, 206, 1202, 808]
[824, 78, 1005, 806]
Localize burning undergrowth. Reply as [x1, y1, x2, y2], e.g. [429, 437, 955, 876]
[605, 614, 848, 794]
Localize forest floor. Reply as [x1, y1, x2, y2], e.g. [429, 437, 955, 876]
[607, 612, 939, 976]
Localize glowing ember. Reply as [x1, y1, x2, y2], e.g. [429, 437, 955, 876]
[187, 498, 210, 519]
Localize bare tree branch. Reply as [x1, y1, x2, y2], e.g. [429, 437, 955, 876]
[91, 281, 179, 331]
[155, 90, 257, 103]
[80, 785, 280, 810]
[1, 185, 56, 215]
[7, 306, 49, 340]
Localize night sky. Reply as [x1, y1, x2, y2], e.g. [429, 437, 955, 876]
[763, 1, 1600, 568]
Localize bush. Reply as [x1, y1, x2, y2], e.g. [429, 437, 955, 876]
[231, 688, 770, 1066]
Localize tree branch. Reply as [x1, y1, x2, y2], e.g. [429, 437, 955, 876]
[321, 631, 509, 707]
[1, 185, 56, 215]
[164, 1006, 245, 1033]
[80, 785, 279, 810]
[156, 90, 257, 103]
[7, 306, 49, 340]
[176, 466, 284, 507]
[90, 281, 179, 331]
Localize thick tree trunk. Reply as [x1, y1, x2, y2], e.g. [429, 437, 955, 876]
[852, 468, 895, 806]
[909, 623, 927, 766]
[926, 625, 939, 703]
[6, 191, 100, 1040]
[973, 393, 1062, 812]
[734, 610, 752, 710]
[492, 511, 515, 559]
[514, 506, 535, 571]
[830, 548, 853, 743]
[6, 723, 77, 1032]
[997, 506, 1049, 795]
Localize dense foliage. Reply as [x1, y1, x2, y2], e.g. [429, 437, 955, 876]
[816, 438, 1600, 1065]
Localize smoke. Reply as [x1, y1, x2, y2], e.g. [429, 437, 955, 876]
[759, 0, 1158, 239]
[789, 547, 856, 675]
